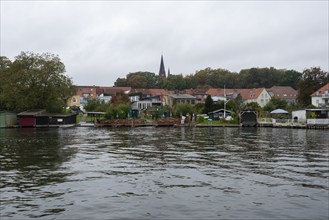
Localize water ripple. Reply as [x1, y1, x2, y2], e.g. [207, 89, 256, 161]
[0, 127, 328, 219]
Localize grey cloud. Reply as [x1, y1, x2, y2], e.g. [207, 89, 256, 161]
[1, 1, 327, 86]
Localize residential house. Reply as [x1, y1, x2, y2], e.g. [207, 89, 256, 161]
[238, 88, 271, 107]
[206, 88, 270, 107]
[130, 89, 171, 116]
[73, 85, 131, 106]
[311, 83, 329, 107]
[206, 88, 240, 102]
[96, 87, 131, 103]
[76, 85, 98, 105]
[163, 94, 197, 107]
[67, 95, 81, 108]
[266, 86, 298, 103]
[184, 89, 208, 104]
[206, 88, 227, 102]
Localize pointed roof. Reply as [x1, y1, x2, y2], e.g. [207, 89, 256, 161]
[311, 83, 329, 96]
[238, 88, 266, 100]
[159, 55, 166, 78]
[267, 86, 297, 100]
[206, 88, 267, 101]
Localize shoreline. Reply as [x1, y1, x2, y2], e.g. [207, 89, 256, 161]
[1, 122, 328, 130]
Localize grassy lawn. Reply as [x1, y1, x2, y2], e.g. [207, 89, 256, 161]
[196, 119, 239, 126]
[76, 114, 105, 123]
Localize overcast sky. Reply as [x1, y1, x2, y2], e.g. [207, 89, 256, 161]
[1, 0, 328, 86]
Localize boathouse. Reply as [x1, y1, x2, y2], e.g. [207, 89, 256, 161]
[292, 109, 329, 125]
[240, 110, 258, 127]
[0, 111, 17, 128]
[18, 109, 77, 127]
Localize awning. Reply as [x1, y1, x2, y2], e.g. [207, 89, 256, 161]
[270, 109, 289, 114]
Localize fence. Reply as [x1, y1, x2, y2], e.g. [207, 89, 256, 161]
[307, 119, 329, 125]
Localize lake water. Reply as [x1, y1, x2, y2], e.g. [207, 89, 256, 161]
[0, 127, 328, 219]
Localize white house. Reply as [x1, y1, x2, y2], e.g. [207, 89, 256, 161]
[311, 83, 329, 107]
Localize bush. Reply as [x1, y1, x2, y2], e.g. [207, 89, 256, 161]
[84, 99, 109, 112]
[105, 103, 131, 119]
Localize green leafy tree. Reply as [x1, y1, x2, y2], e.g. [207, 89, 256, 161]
[174, 103, 194, 117]
[127, 74, 147, 88]
[241, 102, 262, 113]
[204, 95, 213, 114]
[164, 74, 186, 90]
[297, 67, 329, 106]
[0, 56, 12, 110]
[263, 97, 288, 112]
[226, 99, 240, 114]
[105, 103, 131, 119]
[0, 52, 74, 113]
[84, 99, 109, 112]
[115, 71, 158, 89]
[194, 103, 204, 114]
[114, 77, 127, 87]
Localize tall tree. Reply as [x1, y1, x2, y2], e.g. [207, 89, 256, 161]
[263, 97, 288, 112]
[204, 95, 214, 114]
[116, 71, 158, 89]
[0, 52, 74, 112]
[0, 56, 13, 110]
[297, 67, 329, 106]
[164, 74, 186, 90]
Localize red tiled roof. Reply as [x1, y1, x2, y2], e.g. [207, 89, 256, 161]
[311, 83, 329, 96]
[184, 89, 208, 95]
[238, 88, 265, 100]
[97, 87, 131, 95]
[267, 86, 297, 99]
[148, 89, 170, 96]
[130, 89, 171, 96]
[206, 88, 265, 100]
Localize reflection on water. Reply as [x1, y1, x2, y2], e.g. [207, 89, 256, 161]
[0, 127, 328, 219]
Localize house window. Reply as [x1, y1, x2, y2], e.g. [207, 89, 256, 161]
[72, 98, 77, 103]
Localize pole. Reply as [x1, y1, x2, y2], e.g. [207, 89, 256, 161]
[224, 85, 226, 120]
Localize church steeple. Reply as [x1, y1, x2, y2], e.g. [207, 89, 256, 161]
[159, 54, 166, 78]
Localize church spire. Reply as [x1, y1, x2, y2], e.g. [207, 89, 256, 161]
[159, 54, 166, 78]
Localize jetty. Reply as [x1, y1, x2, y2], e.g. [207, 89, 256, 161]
[95, 119, 147, 127]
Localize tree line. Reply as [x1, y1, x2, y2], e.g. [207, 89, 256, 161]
[115, 67, 303, 90]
